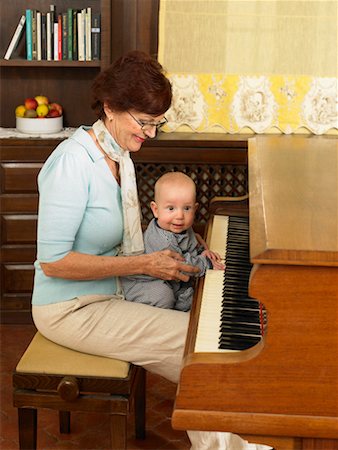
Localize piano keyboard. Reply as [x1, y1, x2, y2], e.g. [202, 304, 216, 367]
[195, 215, 265, 353]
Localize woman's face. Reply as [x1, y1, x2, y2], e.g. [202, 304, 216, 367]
[103, 106, 166, 152]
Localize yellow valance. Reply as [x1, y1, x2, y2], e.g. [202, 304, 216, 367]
[162, 74, 337, 135]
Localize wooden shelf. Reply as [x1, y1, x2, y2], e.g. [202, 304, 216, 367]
[0, 59, 101, 67]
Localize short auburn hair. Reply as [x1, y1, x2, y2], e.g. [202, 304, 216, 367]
[91, 51, 172, 119]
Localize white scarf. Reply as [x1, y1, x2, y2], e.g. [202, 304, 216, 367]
[92, 119, 144, 256]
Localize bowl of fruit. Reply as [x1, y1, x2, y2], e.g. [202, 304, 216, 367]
[16, 95, 63, 134]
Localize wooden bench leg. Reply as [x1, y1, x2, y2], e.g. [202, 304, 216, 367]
[134, 367, 146, 440]
[18, 407, 37, 450]
[110, 414, 127, 450]
[59, 411, 71, 434]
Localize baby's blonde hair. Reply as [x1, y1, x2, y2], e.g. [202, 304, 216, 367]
[154, 172, 196, 202]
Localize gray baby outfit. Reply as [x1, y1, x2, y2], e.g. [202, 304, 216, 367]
[121, 218, 212, 311]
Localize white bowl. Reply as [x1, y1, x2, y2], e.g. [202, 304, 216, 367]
[16, 116, 63, 134]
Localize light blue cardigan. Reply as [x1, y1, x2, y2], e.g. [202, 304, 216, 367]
[32, 127, 123, 305]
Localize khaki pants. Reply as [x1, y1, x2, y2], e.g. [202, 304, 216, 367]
[32, 295, 271, 450]
[33, 295, 188, 383]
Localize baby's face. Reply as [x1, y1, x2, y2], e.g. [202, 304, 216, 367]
[151, 184, 197, 233]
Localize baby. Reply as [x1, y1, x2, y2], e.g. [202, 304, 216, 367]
[121, 171, 224, 311]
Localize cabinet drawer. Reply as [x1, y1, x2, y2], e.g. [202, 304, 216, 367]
[1, 163, 42, 193]
[1, 294, 32, 312]
[2, 264, 34, 293]
[0, 194, 38, 213]
[1, 215, 37, 244]
[1, 245, 36, 264]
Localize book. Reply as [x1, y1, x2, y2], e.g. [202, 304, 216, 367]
[36, 11, 42, 60]
[91, 13, 100, 61]
[85, 7, 92, 61]
[57, 14, 62, 60]
[3, 14, 26, 60]
[46, 12, 52, 60]
[25, 9, 33, 60]
[67, 8, 73, 60]
[53, 22, 59, 61]
[41, 13, 47, 60]
[72, 9, 78, 61]
[50, 5, 56, 60]
[32, 9, 37, 60]
[77, 10, 85, 61]
[62, 12, 68, 60]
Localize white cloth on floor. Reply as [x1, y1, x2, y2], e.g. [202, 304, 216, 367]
[188, 431, 273, 450]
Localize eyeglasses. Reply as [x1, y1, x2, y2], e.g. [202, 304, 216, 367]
[127, 111, 167, 131]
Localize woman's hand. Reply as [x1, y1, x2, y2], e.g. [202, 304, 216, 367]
[145, 249, 200, 281]
[39, 250, 199, 281]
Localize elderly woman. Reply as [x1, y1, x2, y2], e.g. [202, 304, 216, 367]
[32, 50, 271, 450]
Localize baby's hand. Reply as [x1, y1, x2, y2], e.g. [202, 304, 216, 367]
[201, 249, 225, 270]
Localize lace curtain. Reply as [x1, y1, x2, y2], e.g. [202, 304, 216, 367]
[158, 0, 338, 135]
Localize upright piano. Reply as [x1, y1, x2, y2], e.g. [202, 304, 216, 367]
[172, 136, 338, 450]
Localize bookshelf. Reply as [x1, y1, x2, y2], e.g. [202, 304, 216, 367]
[0, 0, 161, 128]
[0, 0, 112, 128]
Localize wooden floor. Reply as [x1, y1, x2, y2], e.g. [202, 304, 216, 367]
[0, 324, 190, 450]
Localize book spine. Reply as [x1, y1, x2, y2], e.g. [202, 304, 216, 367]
[91, 13, 100, 61]
[46, 12, 52, 60]
[82, 9, 86, 60]
[32, 9, 37, 60]
[25, 9, 33, 60]
[72, 9, 78, 61]
[53, 22, 58, 61]
[41, 13, 47, 60]
[36, 11, 42, 61]
[77, 11, 85, 61]
[85, 7, 91, 61]
[57, 14, 62, 60]
[3, 14, 26, 60]
[67, 8, 73, 60]
[50, 4, 56, 60]
[61, 12, 67, 60]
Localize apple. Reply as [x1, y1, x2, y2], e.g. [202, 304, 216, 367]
[25, 97, 38, 110]
[15, 105, 26, 117]
[24, 109, 38, 118]
[35, 95, 49, 106]
[46, 108, 60, 118]
[36, 104, 49, 117]
[48, 102, 62, 116]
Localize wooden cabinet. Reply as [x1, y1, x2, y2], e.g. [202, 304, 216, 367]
[0, 134, 249, 324]
[0, 139, 57, 323]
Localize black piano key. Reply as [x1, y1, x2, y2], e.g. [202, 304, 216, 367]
[221, 304, 261, 313]
[221, 303, 261, 311]
[221, 314, 261, 324]
[219, 336, 261, 351]
[218, 215, 266, 351]
[220, 326, 262, 336]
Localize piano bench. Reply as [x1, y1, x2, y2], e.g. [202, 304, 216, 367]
[13, 332, 146, 450]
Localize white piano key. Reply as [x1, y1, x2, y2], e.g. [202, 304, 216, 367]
[195, 214, 239, 353]
[208, 215, 228, 258]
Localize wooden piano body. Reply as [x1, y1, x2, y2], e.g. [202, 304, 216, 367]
[172, 136, 338, 449]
